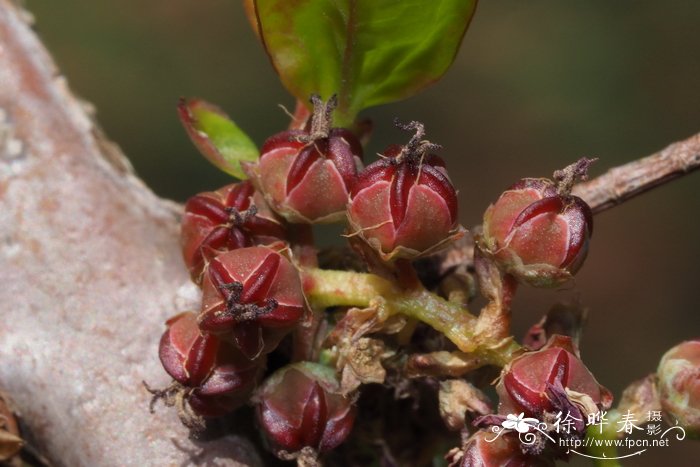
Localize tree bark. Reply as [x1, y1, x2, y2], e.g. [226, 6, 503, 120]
[0, 1, 260, 465]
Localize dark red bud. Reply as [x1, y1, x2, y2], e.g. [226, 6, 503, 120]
[255, 363, 355, 455]
[348, 145, 459, 260]
[198, 246, 306, 359]
[157, 311, 264, 417]
[497, 335, 612, 421]
[181, 181, 286, 282]
[481, 178, 593, 287]
[252, 114, 363, 223]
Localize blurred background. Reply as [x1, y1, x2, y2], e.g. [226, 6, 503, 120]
[25, 0, 700, 464]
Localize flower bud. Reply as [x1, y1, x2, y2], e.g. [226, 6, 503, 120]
[480, 177, 592, 287]
[497, 335, 612, 423]
[454, 430, 555, 467]
[657, 339, 700, 436]
[198, 246, 306, 359]
[156, 312, 264, 419]
[255, 362, 355, 456]
[247, 96, 363, 223]
[347, 122, 460, 261]
[181, 181, 286, 283]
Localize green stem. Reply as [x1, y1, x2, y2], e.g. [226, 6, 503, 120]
[302, 268, 389, 309]
[391, 289, 477, 351]
[302, 268, 521, 361]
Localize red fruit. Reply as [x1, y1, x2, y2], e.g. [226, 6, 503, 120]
[255, 362, 356, 456]
[347, 122, 460, 260]
[156, 312, 264, 418]
[455, 430, 555, 467]
[246, 95, 363, 223]
[496, 335, 612, 423]
[657, 339, 700, 436]
[480, 174, 593, 287]
[198, 246, 306, 359]
[181, 181, 286, 282]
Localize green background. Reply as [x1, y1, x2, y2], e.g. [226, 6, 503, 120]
[26, 1, 700, 464]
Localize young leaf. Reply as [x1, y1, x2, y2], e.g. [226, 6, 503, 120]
[178, 98, 259, 179]
[252, 0, 478, 125]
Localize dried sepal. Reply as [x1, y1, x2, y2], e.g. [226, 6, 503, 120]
[325, 304, 405, 394]
[439, 380, 493, 432]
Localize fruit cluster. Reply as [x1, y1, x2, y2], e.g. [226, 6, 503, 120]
[150, 95, 468, 461]
[147, 95, 700, 465]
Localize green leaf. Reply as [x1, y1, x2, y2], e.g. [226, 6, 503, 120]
[252, 0, 478, 125]
[178, 98, 259, 179]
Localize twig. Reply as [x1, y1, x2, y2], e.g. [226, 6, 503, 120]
[428, 132, 700, 273]
[574, 132, 700, 214]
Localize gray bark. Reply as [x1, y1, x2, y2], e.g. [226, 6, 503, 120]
[0, 1, 259, 465]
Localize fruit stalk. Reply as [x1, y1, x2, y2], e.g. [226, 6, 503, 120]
[301, 267, 521, 362]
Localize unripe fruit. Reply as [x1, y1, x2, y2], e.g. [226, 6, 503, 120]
[480, 166, 593, 287]
[657, 339, 700, 436]
[156, 312, 264, 419]
[247, 95, 363, 223]
[181, 181, 286, 283]
[496, 335, 612, 424]
[198, 246, 306, 359]
[254, 362, 356, 456]
[347, 121, 460, 261]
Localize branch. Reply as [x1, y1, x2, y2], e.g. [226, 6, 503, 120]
[0, 1, 259, 465]
[424, 132, 700, 274]
[574, 132, 700, 214]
